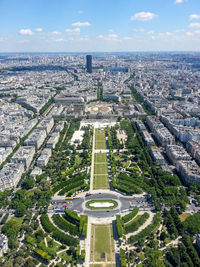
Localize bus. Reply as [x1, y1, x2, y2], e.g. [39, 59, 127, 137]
[65, 197, 73, 200]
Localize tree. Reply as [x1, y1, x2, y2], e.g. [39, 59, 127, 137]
[22, 178, 35, 190]
[16, 203, 26, 217]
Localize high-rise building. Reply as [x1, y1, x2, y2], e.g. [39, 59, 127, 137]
[86, 55, 92, 73]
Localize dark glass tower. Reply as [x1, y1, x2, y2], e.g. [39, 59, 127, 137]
[86, 55, 92, 73]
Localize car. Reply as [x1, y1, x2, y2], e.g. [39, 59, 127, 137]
[85, 193, 92, 197]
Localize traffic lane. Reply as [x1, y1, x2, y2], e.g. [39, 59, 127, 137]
[84, 193, 118, 200]
[50, 197, 152, 213]
[82, 209, 121, 218]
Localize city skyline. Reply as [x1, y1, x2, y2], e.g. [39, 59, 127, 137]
[0, 0, 200, 52]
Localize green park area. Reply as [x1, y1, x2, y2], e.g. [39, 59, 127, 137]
[93, 153, 109, 189]
[95, 129, 107, 149]
[85, 199, 118, 210]
[90, 224, 115, 265]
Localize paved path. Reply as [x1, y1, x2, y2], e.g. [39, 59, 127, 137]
[125, 211, 154, 239]
[90, 128, 95, 191]
[85, 216, 92, 267]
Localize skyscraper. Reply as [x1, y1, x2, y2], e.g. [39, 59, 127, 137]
[86, 55, 92, 73]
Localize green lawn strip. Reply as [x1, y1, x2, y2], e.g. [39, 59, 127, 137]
[125, 213, 150, 234]
[93, 175, 109, 189]
[128, 213, 162, 244]
[86, 199, 118, 210]
[94, 153, 107, 163]
[94, 163, 108, 175]
[122, 208, 139, 224]
[90, 224, 115, 262]
[95, 142, 106, 150]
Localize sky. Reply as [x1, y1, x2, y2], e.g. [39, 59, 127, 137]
[0, 0, 200, 52]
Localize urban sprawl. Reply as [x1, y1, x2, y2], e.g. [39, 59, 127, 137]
[0, 53, 200, 267]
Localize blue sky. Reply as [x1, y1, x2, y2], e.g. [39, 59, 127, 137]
[0, 0, 200, 52]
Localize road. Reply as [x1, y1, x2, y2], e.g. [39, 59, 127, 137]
[49, 192, 153, 218]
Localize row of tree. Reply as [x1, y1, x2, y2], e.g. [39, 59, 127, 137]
[40, 214, 78, 246]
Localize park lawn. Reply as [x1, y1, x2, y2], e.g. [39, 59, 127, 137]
[25, 188, 36, 198]
[94, 163, 108, 175]
[93, 175, 109, 190]
[95, 130, 106, 149]
[8, 216, 24, 227]
[58, 250, 71, 263]
[46, 236, 62, 252]
[114, 154, 130, 168]
[179, 213, 191, 222]
[95, 141, 107, 150]
[125, 215, 142, 226]
[75, 155, 82, 166]
[94, 153, 107, 163]
[90, 224, 115, 263]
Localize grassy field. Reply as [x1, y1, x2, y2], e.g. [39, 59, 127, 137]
[93, 175, 109, 189]
[94, 153, 107, 163]
[90, 224, 115, 265]
[93, 153, 109, 189]
[179, 213, 191, 222]
[95, 129, 107, 149]
[94, 164, 108, 175]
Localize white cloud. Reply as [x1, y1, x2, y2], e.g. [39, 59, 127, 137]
[71, 22, 91, 27]
[123, 37, 132, 40]
[65, 27, 80, 34]
[19, 39, 30, 43]
[186, 32, 193, 36]
[133, 28, 145, 32]
[108, 34, 118, 39]
[79, 37, 89, 41]
[131, 12, 156, 21]
[190, 14, 200, 20]
[96, 35, 104, 39]
[174, 0, 184, 4]
[78, 10, 84, 14]
[51, 31, 62, 35]
[19, 29, 34, 35]
[174, 0, 188, 4]
[54, 38, 66, 42]
[147, 31, 154, 35]
[35, 28, 43, 32]
[189, 23, 200, 28]
[96, 34, 119, 41]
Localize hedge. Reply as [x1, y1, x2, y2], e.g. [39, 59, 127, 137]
[122, 208, 139, 224]
[116, 215, 123, 238]
[64, 209, 80, 226]
[58, 179, 84, 196]
[52, 174, 84, 195]
[120, 248, 127, 267]
[79, 215, 88, 238]
[34, 248, 51, 262]
[40, 215, 78, 246]
[125, 213, 149, 234]
[128, 213, 162, 244]
[0, 213, 9, 225]
[52, 214, 79, 236]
